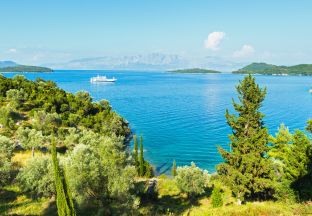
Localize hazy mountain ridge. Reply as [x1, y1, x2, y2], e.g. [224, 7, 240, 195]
[0, 61, 18, 68]
[44, 53, 245, 71]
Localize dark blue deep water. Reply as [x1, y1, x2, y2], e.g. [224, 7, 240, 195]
[3, 71, 312, 173]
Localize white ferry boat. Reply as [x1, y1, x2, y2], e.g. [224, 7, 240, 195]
[90, 75, 117, 83]
[309, 89, 312, 93]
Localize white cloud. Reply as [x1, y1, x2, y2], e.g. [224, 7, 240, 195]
[233, 45, 255, 58]
[204, 32, 225, 50]
[7, 48, 17, 53]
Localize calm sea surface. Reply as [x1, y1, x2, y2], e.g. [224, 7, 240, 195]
[3, 71, 312, 174]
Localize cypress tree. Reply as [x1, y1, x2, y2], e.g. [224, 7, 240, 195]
[217, 75, 275, 203]
[139, 136, 144, 176]
[51, 138, 76, 216]
[133, 135, 139, 168]
[172, 160, 177, 177]
[211, 187, 223, 208]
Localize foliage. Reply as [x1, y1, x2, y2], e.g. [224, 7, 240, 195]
[306, 119, 312, 133]
[211, 187, 223, 208]
[6, 88, 28, 109]
[0, 135, 14, 187]
[16, 127, 46, 156]
[135, 135, 153, 177]
[175, 162, 208, 198]
[139, 136, 144, 176]
[0, 107, 17, 129]
[65, 136, 137, 212]
[52, 139, 76, 216]
[133, 135, 139, 169]
[0, 75, 130, 139]
[169, 68, 221, 74]
[233, 62, 312, 75]
[217, 75, 275, 202]
[172, 160, 177, 177]
[16, 156, 55, 198]
[282, 130, 311, 182]
[0, 65, 52, 72]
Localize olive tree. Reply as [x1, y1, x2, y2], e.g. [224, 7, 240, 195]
[6, 88, 28, 109]
[16, 127, 45, 157]
[65, 135, 136, 212]
[17, 156, 55, 197]
[175, 162, 209, 198]
[0, 135, 15, 187]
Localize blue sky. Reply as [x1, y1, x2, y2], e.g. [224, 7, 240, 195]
[1, 0, 312, 66]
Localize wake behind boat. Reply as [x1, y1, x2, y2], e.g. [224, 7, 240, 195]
[90, 75, 117, 83]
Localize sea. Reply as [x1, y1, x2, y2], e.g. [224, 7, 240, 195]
[3, 71, 312, 174]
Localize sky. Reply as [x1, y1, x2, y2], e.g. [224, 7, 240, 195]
[1, 0, 312, 67]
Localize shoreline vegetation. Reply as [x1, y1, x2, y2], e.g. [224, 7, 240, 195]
[0, 65, 53, 72]
[0, 74, 311, 215]
[233, 62, 312, 76]
[167, 68, 221, 74]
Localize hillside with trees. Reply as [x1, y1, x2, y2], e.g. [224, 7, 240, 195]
[233, 62, 312, 75]
[0, 74, 311, 215]
[0, 61, 52, 72]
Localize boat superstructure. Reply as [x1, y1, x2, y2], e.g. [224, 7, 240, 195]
[90, 75, 117, 83]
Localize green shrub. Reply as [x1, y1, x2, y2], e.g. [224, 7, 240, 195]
[175, 162, 209, 198]
[211, 187, 223, 208]
[17, 156, 55, 197]
[0, 135, 15, 187]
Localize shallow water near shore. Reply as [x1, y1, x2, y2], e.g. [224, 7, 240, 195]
[3, 71, 312, 174]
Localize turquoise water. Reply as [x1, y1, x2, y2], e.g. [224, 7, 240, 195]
[3, 71, 312, 174]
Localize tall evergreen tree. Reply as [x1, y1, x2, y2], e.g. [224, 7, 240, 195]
[133, 135, 139, 167]
[217, 75, 275, 203]
[172, 160, 177, 177]
[51, 138, 76, 216]
[139, 136, 144, 176]
[306, 119, 312, 134]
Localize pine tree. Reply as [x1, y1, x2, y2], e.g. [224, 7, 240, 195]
[139, 136, 144, 176]
[51, 138, 76, 216]
[133, 135, 139, 168]
[217, 75, 275, 203]
[172, 160, 177, 177]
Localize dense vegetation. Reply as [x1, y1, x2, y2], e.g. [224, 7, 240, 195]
[168, 68, 221, 74]
[233, 62, 312, 75]
[0, 74, 311, 215]
[0, 65, 52, 72]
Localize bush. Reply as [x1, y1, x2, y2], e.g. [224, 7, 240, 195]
[273, 181, 297, 203]
[17, 156, 55, 197]
[0, 156, 11, 187]
[0, 135, 15, 187]
[211, 187, 223, 208]
[175, 162, 209, 198]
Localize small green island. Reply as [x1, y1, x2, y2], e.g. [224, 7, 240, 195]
[168, 68, 221, 74]
[0, 65, 53, 73]
[0, 61, 52, 72]
[233, 62, 312, 76]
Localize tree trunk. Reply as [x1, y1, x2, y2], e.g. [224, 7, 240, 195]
[237, 198, 242, 205]
[32, 146, 35, 157]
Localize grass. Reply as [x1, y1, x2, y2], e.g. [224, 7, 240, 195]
[0, 151, 56, 216]
[0, 184, 56, 216]
[12, 150, 47, 168]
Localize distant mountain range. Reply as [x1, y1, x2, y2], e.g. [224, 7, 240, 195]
[233, 63, 312, 75]
[0, 61, 52, 72]
[0, 61, 17, 68]
[44, 53, 245, 72]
